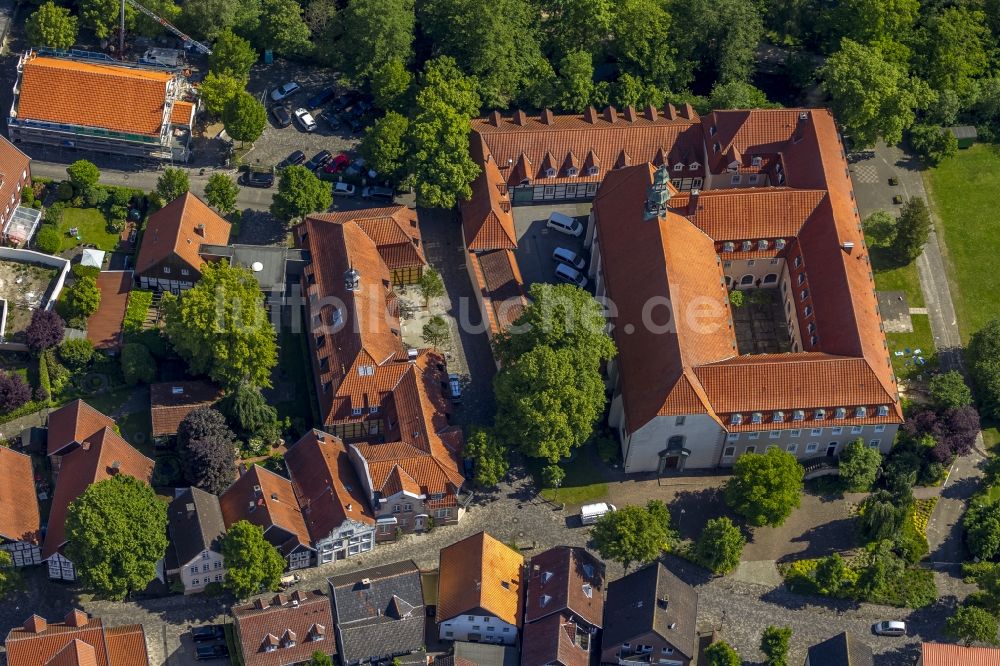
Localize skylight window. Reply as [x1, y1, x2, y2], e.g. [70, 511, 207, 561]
[731, 413, 743, 425]
[792, 410, 805, 421]
[358, 365, 375, 376]
[814, 408, 826, 420]
[773, 411, 784, 423]
[855, 406, 867, 418]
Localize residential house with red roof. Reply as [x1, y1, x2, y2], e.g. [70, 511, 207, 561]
[294, 211, 465, 541]
[0, 135, 34, 247]
[4, 610, 149, 666]
[917, 642, 1000, 666]
[0, 446, 42, 567]
[135, 192, 231, 293]
[150, 380, 223, 443]
[9, 50, 196, 161]
[232, 590, 335, 666]
[220, 464, 315, 570]
[285, 429, 376, 564]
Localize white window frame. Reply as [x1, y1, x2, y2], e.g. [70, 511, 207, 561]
[874, 425, 885, 433]
[805, 443, 818, 453]
[786, 443, 798, 453]
[748, 432, 760, 440]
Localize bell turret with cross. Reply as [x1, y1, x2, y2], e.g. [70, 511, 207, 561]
[644, 164, 671, 220]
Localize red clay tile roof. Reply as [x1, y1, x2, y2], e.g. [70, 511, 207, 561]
[232, 590, 335, 666]
[521, 614, 589, 666]
[219, 465, 312, 556]
[461, 140, 517, 251]
[524, 546, 604, 627]
[285, 430, 375, 541]
[437, 531, 524, 627]
[86, 271, 132, 351]
[41, 426, 155, 560]
[135, 192, 231, 276]
[17, 54, 174, 136]
[304, 206, 426, 271]
[920, 642, 1000, 666]
[5, 613, 147, 666]
[672, 188, 826, 241]
[0, 447, 41, 545]
[467, 249, 527, 337]
[149, 380, 223, 436]
[170, 101, 194, 127]
[46, 399, 116, 456]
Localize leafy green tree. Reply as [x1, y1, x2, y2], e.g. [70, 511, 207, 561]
[819, 39, 929, 147]
[179, 407, 238, 494]
[966, 500, 1000, 561]
[223, 91, 267, 145]
[591, 501, 676, 572]
[270, 165, 332, 221]
[542, 464, 565, 490]
[27, 2, 78, 50]
[304, 0, 336, 38]
[855, 539, 905, 599]
[66, 160, 100, 192]
[708, 81, 777, 110]
[694, 517, 745, 574]
[814, 553, 850, 595]
[371, 58, 413, 112]
[307, 652, 334, 666]
[0, 551, 22, 597]
[827, 0, 918, 65]
[204, 173, 239, 213]
[58, 338, 94, 369]
[418, 268, 444, 306]
[540, 0, 615, 57]
[946, 604, 999, 646]
[704, 640, 741, 666]
[610, 73, 665, 110]
[930, 371, 974, 411]
[611, 0, 678, 90]
[761, 626, 792, 666]
[220, 382, 280, 442]
[728, 290, 745, 308]
[920, 8, 991, 104]
[64, 275, 101, 319]
[863, 210, 897, 247]
[858, 490, 907, 542]
[165, 263, 277, 388]
[179, 0, 261, 40]
[65, 475, 168, 600]
[725, 449, 804, 526]
[221, 519, 286, 598]
[133, 0, 180, 38]
[422, 315, 450, 350]
[156, 167, 189, 202]
[839, 438, 882, 491]
[406, 57, 481, 208]
[551, 50, 599, 113]
[121, 342, 156, 386]
[909, 125, 958, 166]
[199, 71, 244, 117]
[970, 320, 1000, 421]
[255, 0, 311, 56]
[892, 197, 931, 263]
[464, 427, 508, 487]
[670, 0, 764, 85]
[334, 0, 414, 82]
[80, 0, 126, 40]
[361, 112, 409, 182]
[209, 29, 257, 81]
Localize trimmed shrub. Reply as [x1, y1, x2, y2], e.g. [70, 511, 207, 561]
[58, 338, 94, 369]
[123, 290, 153, 333]
[55, 180, 74, 201]
[0, 371, 32, 413]
[71, 264, 100, 280]
[35, 225, 61, 254]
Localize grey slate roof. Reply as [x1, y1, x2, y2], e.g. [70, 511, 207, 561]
[806, 633, 874, 666]
[168, 487, 226, 568]
[328, 560, 425, 665]
[601, 562, 698, 660]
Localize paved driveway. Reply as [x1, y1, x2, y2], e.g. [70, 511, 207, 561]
[511, 202, 591, 287]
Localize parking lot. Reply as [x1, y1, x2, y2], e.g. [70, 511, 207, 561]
[511, 202, 592, 288]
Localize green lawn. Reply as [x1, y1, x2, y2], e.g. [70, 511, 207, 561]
[925, 145, 1000, 341]
[57, 207, 119, 252]
[886, 314, 937, 380]
[530, 444, 610, 506]
[869, 244, 925, 308]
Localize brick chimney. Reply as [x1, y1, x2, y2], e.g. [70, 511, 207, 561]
[23, 615, 47, 633]
[583, 106, 598, 123]
[688, 189, 701, 216]
[64, 610, 89, 628]
[540, 108, 554, 125]
[623, 106, 637, 122]
[488, 110, 501, 126]
[603, 106, 617, 123]
[512, 110, 527, 126]
[253, 598, 267, 610]
[195, 223, 206, 237]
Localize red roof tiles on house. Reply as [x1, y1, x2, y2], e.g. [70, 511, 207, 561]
[232, 591, 335, 666]
[219, 465, 312, 557]
[149, 380, 223, 437]
[0, 447, 41, 545]
[86, 271, 132, 351]
[5, 612, 148, 666]
[135, 192, 231, 277]
[437, 532, 524, 627]
[303, 206, 426, 271]
[920, 642, 1000, 666]
[46, 399, 116, 456]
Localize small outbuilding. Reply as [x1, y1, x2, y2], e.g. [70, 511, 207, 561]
[949, 126, 978, 149]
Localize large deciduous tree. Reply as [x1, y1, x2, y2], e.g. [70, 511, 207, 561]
[26, 309, 64, 354]
[371, 58, 413, 112]
[255, 0, 311, 56]
[892, 197, 930, 264]
[670, 0, 764, 85]
[209, 29, 257, 82]
[694, 517, 745, 574]
[708, 81, 777, 110]
[965, 500, 1000, 561]
[819, 39, 929, 147]
[66, 160, 100, 192]
[204, 173, 240, 214]
[591, 501, 675, 572]
[360, 112, 409, 182]
[179, 0, 260, 41]
[65, 474, 168, 600]
[909, 125, 957, 166]
[64, 275, 102, 319]
[26, 1, 78, 49]
[179, 407, 238, 494]
[946, 604, 999, 646]
[164, 262, 278, 389]
[222, 519, 286, 598]
[704, 640, 741, 666]
[219, 382, 279, 442]
[121, 342, 156, 386]
[464, 427, 508, 488]
[838, 438, 882, 491]
[199, 72, 244, 118]
[760, 626, 792, 666]
[223, 91, 267, 145]
[270, 165, 332, 221]
[539, 0, 616, 58]
[725, 448, 804, 526]
[611, 0, 679, 90]
[970, 319, 1000, 420]
[156, 167, 190, 202]
[930, 371, 973, 411]
[0, 372, 32, 413]
[334, 0, 414, 83]
[919, 8, 991, 105]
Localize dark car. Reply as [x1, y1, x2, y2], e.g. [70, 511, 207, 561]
[192, 625, 224, 642]
[241, 169, 274, 188]
[270, 105, 291, 128]
[305, 150, 332, 171]
[278, 150, 306, 170]
[306, 87, 337, 109]
[195, 644, 229, 661]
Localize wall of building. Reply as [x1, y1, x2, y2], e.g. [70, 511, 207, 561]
[179, 549, 226, 593]
[439, 613, 517, 645]
[47, 552, 75, 581]
[314, 519, 375, 564]
[719, 423, 897, 465]
[600, 630, 690, 666]
[1, 539, 40, 567]
[373, 490, 459, 543]
[0, 246, 70, 312]
[623, 414, 726, 473]
[722, 257, 784, 290]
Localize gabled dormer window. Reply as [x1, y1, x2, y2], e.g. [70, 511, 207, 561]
[723, 242, 734, 252]
[674, 163, 684, 172]
[567, 167, 578, 177]
[773, 411, 784, 423]
[877, 405, 889, 417]
[742, 240, 752, 251]
[751, 156, 762, 167]
[776, 238, 786, 250]
[758, 239, 769, 250]
[358, 365, 374, 376]
[545, 167, 557, 178]
[586, 166, 599, 176]
[689, 162, 700, 171]
[751, 412, 762, 424]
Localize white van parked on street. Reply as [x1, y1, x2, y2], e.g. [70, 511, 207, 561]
[580, 502, 617, 525]
[546, 211, 584, 237]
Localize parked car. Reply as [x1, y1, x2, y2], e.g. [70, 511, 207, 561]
[277, 150, 306, 170]
[448, 373, 462, 403]
[323, 153, 351, 174]
[580, 502, 616, 525]
[362, 185, 394, 201]
[293, 108, 317, 132]
[332, 182, 356, 197]
[241, 169, 274, 188]
[305, 150, 333, 171]
[552, 246, 586, 270]
[269, 105, 291, 128]
[546, 211, 584, 237]
[306, 87, 337, 109]
[555, 262, 588, 288]
[195, 644, 229, 661]
[270, 81, 301, 102]
[873, 621, 906, 637]
[191, 625, 224, 642]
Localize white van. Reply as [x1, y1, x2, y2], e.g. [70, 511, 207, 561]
[546, 211, 584, 237]
[555, 263, 588, 288]
[580, 502, 616, 525]
[552, 246, 586, 270]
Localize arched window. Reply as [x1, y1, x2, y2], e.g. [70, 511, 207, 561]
[740, 274, 754, 286]
[763, 273, 778, 284]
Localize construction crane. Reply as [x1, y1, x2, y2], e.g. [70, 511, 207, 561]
[119, 0, 212, 59]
